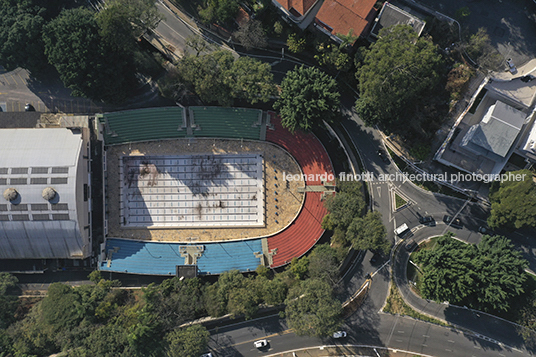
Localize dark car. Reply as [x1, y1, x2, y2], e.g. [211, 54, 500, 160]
[405, 240, 418, 252]
[443, 215, 463, 229]
[377, 150, 390, 164]
[24, 103, 35, 111]
[419, 216, 435, 226]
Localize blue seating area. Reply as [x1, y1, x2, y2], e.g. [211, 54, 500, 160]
[100, 238, 263, 275]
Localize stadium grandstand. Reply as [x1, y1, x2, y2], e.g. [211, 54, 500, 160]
[98, 107, 334, 276]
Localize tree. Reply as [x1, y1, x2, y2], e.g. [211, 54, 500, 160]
[308, 244, 340, 286]
[43, 7, 137, 103]
[96, 0, 163, 52]
[355, 25, 444, 137]
[198, 0, 239, 25]
[286, 33, 305, 53]
[285, 279, 342, 337]
[488, 170, 536, 230]
[176, 50, 274, 105]
[274, 65, 340, 133]
[164, 325, 210, 357]
[462, 28, 502, 71]
[233, 19, 267, 50]
[0, 273, 19, 329]
[323, 191, 365, 230]
[414, 234, 528, 312]
[0, 0, 46, 72]
[346, 211, 390, 254]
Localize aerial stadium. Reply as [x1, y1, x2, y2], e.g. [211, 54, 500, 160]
[97, 106, 334, 276]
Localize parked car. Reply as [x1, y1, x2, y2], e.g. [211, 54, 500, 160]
[443, 215, 463, 229]
[405, 240, 418, 252]
[333, 331, 347, 338]
[377, 149, 390, 164]
[24, 103, 35, 111]
[506, 58, 517, 74]
[478, 226, 493, 235]
[200, 353, 212, 357]
[254, 339, 268, 348]
[418, 216, 435, 226]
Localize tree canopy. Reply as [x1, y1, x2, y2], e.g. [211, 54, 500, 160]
[414, 234, 528, 312]
[488, 170, 536, 230]
[355, 25, 444, 138]
[164, 325, 210, 357]
[346, 211, 390, 254]
[43, 7, 138, 103]
[176, 50, 275, 106]
[285, 278, 342, 336]
[274, 65, 340, 133]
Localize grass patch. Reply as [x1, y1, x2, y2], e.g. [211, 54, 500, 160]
[383, 279, 450, 327]
[395, 193, 407, 209]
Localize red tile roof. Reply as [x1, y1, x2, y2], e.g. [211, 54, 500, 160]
[315, 0, 377, 38]
[274, 0, 318, 16]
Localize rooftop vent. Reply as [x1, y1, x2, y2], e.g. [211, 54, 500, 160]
[3, 188, 18, 202]
[42, 187, 57, 201]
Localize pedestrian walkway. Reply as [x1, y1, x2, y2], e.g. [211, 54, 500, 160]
[264, 345, 433, 357]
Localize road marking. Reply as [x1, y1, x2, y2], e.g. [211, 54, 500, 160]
[422, 335, 430, 338]
[395, 339, 403, 343]
[386, 314, 399, 346]
[377, 186, 381, 198]
[445, 349, 452, 352]
[10, 74, 18, 85]
[397, 331, 404, 334]
[448, 340, 455, 343]
[421, 344, 427, 347]
[17, 72, 25, 84]
[473, 345, 481, 349]
[2, 75, 11, 85]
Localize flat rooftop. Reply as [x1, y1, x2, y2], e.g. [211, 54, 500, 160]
[120, 153, 264, 228]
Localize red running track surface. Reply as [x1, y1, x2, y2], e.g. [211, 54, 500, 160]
[266, 112, 333, 268]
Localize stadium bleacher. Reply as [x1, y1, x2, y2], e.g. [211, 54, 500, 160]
[190, 106, 262, 140]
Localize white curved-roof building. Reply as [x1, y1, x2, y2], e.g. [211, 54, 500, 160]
[0, 128, 91, 259]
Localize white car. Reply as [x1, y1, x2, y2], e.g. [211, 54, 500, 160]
[506, 58, 517, 74]
[200, 354, 212, 357]
[333, 331, 347, 338]
[254, 339, 268, 348]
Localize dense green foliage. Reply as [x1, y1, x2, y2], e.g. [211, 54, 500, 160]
[285, 279, 342, 336]
[199, 0, 239, 24]
[355, 25, 445, 139]
[174, 50, 275, 106]
[164, 324, 210, 357]
[0, 0, 162, 103]
[488, 170, 536, 230]
[346, 211, 390, 254]
[0, 273, 19, 330]
[233, 19, 267, 50]
[274, 65, 340, 133]
[322, 180, 389, 254]
[414, 234, 528, 312]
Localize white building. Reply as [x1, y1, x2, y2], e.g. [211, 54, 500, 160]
[0, 128, 91, 259]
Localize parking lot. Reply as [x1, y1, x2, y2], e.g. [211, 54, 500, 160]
[420, 0, 536, 68]
[0, 66, 101, 114]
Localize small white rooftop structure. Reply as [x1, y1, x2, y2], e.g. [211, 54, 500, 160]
[0, 128, 91, 259]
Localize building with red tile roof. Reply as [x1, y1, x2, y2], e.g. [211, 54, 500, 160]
[314, 0, 378, 41]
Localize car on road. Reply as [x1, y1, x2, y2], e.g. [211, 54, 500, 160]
[254, 339, 268, 348]
[405, 240, 418, 252]
[443, 215, 463, 229]
[418, 216, 435, 226]
[24, 103, 35, 111]
[377, 149, 390, 164]
[333, 331, 347, 338]
[478, 226, 493, 235]
[200, 353, 212, 357]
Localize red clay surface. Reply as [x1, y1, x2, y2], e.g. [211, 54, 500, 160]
[266, 112, 334, 267]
